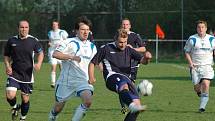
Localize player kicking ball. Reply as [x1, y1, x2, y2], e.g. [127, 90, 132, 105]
[88, 29, 152, 121]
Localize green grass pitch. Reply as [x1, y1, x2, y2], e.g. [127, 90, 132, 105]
[0, 62, 215, 121]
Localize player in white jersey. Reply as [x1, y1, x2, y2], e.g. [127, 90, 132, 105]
[48, 16, 97, 121]
[184, 20, 215, 113]
[48, 20, 68, 88]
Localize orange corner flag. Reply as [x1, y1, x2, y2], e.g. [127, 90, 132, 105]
[156, 24, 165, 39]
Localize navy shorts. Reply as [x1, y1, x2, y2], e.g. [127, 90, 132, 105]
[6, 78, 33, 94]
[106, 74, 139, 97]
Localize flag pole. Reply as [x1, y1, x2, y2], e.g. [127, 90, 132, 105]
[156, 34, 158, 64]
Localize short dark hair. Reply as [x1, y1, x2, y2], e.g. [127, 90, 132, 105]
[52, 19, 59, 26]
[74, 16, 92, 30]
[196, 20, 207, 28]
[17, 20, 29, 28]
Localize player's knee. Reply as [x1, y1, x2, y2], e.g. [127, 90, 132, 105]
[202, 82, 210, 89]
[21, 94, 30, 103]
[119, 84, 129, 92]
[54, 105, 64, 113]
[194, 84, 200, 92]
[6, 95, 16, 100]
[83, 100, 92, 108]
[6, 90, 16, 99]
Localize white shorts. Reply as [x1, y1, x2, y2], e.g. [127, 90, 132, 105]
[55, 82, 94, 102]
[48, 47, 62, 65]
[190, 65, 214, 85]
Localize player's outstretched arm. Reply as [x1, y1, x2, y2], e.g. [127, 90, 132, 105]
[88, 63, 96, 84]
[134, 46, 146, 53]
[53, 51, 81, 62]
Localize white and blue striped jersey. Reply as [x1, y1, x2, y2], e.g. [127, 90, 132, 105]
[48, 29, 68, 49]
[55, 37, 97, 85]
[184, 34, 215, 65]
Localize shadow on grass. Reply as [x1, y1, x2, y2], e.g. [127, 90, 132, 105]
[148, 109, 215, 114]
[138, 76, 215, 87]
[137, 76, 190, 81]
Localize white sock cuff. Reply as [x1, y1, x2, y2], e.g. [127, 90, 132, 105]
[80, 104, 88, 110]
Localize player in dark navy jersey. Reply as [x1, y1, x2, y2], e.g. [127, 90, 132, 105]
[120, 18, 146, 82]
[88, 29, 152, 121]
[115, 18, 147, 114]
[4, 20, 44, 121]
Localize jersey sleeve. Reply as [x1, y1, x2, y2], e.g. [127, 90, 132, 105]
[135, 33, 145, 47]
[4, 39, 11, 57]
[184, 37, 195, 53]
[209, 36, 215, 49]
[47, 31, 51, 39]
[34, 38, 43, 53]
[60, 30, 69, 40]
[55, 39, 77, 55]
[91, 45, 106, 65]
[91, 43, 97, 57]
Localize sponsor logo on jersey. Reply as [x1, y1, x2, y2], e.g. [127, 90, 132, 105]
[12, 44, 16, 46]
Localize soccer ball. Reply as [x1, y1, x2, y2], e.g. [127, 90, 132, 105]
[137, 80, 153, 96]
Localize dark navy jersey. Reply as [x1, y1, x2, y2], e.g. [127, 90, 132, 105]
[4, 35, 43, 83]
[127, 32, 145, 48]
[91, 42, 143, 80]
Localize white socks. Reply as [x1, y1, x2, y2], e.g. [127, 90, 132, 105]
[199, 93, 209, 109]
[72, 104, 87, 121]
[51, 72, 56, 86]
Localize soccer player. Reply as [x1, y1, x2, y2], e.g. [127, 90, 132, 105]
[48, 20, 68, 88]
[48, 16, 97, 121]
[120, 18, 146, 82]
[4, 20, 44, 121]
[117, 18, 147, 114]
[184, 20, 215, 113]
[88, 29, 152, 121]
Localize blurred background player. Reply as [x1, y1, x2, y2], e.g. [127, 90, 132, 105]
[48, 16, 97, 121]
[88, 29, 152, 121]
[184, 20, 215, 113]
[48, 20, 68, 88]
[4, 20, 44, 121]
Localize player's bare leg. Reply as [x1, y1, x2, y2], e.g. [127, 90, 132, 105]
[50, 64, 57, 88]
[6, 89, 21, 121]
[119, 84, 146, 113]
[72, 90, 92, 121]
[194, 84, 201, 97]
[199, 79, 210, 113]
[48, 102, 65, 121]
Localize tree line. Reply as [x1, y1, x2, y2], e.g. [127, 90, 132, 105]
[0, 0, 214, 40]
